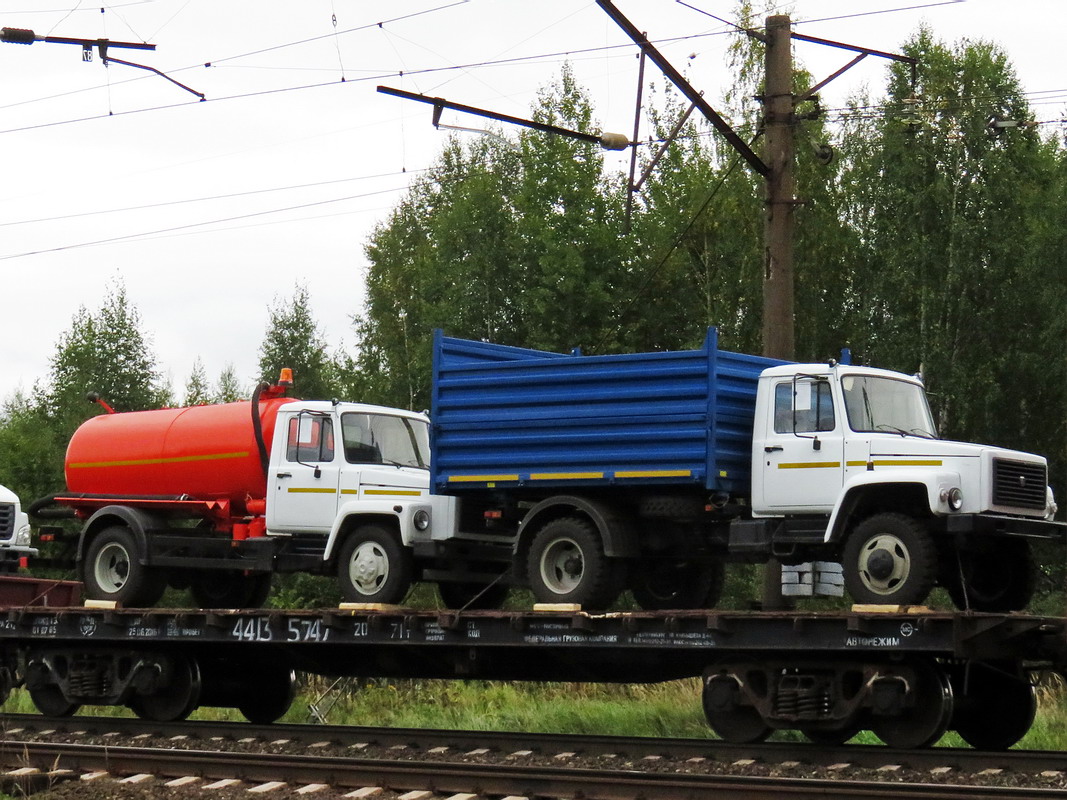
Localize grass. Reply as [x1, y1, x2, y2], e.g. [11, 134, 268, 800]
[3, 673, 1067, 749]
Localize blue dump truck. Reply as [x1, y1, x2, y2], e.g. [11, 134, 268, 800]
[418, 328, 1064, 612]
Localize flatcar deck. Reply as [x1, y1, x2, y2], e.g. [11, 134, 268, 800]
[1, 599, 1064, 747]
[0, 604, 1063, 682]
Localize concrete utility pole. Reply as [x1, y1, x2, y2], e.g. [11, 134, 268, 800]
[761, 15, 797, 362]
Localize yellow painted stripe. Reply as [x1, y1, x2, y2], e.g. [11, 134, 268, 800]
[615, 469, 693, 479]
[530, 472, 604, 480]
[448, 474, 520, 483]
[340, 489, 358, 495]
[287, 487, 337, 494]
[845, 459, 944, 467]
[362, 489, 423, 497]
[69, 451, 250, 469]
[778, 462, 841, 470]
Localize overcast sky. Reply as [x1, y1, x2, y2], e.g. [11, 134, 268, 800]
[0, 0, 1062, 404]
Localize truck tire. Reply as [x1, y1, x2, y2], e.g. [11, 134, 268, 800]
[337, 525, 413, 604]
[946, 540, 1035, 612]
[842, 513, 937, 606]
[526, 517, 619, 610]
[631, 560, 725, 610]
[82, 525, 164, 607]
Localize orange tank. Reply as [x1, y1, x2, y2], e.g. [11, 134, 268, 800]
[65, 396, 296, 512]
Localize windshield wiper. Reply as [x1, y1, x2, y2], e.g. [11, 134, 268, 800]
[874, 424, 936, 439]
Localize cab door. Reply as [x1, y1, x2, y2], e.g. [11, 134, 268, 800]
[267, 411, 340, 532]
[756, 375, 844, 513]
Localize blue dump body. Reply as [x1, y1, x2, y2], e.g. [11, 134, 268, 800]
[431, 329, 784, 497]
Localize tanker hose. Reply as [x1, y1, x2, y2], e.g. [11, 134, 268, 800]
[251, 381, 271, 478]
[27, 494, 76, 520]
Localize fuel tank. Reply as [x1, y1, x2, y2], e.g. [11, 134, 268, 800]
[65, 396, 296, 507]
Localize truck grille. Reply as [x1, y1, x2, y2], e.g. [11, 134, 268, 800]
[992, 459, 1047, 511]
[0, 503, 13, 541]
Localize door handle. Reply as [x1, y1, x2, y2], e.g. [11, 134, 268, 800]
[276, 472, 292, 478]
[764, 446, 784, 453]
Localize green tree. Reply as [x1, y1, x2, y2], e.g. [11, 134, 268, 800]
[358, 65, 630, 409]
[258, 284, 338, 400]
[184, 358, 212, 406]
[215, 363, 245, 403]
[0, 281, 169, 502]
[839, 29, 1060, 460]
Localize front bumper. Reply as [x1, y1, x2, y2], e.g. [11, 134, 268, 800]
[944, 513, 1066, 540]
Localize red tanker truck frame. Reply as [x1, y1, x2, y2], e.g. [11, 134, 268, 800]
[41, 372, 496, 608]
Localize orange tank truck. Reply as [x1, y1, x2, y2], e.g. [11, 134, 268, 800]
[65, 392, 295, 513]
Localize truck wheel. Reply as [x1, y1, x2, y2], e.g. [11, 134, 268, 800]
[631, 560, 724, 610]
[946, 540, 1035, 612]
[526, 517, 618, 610]
[82, 526, 162, 607]
[842, 513, 937, 605]
[437, 581, 510, 610]
[337, 525, 413, 604]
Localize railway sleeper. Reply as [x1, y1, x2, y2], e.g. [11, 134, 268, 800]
[701, 656, 1037, 749]
[19, 647, 296, 725]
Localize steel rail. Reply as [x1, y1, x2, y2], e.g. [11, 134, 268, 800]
[2, 739, 1066, 800]
[3, 713, 1067, 778]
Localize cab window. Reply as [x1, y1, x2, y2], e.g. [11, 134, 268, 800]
[773, 379, 835, 434]
[286, 415, 334, 462]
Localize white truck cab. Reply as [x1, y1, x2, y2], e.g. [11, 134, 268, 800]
[747, 363, 1057, 608]
[0, 483, 37, 572]
[264, 400, 436, 603]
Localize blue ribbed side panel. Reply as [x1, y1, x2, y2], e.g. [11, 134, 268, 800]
[431, 329, 783, 495]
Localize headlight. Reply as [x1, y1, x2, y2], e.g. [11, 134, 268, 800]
[940, 487, 964, 511]
[1047, 487, 1058, 521]
[15, 523, 31, 546]
[413, 509, 431, 531]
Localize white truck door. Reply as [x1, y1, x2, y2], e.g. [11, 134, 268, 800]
[267, 411, 341, 532]
[757, 375, 844, 512]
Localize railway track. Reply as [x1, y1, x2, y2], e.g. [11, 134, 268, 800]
[1, 713, 1066, 798]
[2, 738, 1067, 800]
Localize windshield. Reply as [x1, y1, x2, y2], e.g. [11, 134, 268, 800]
[340, 413, 429, 468]
[841, 375, 937, 438]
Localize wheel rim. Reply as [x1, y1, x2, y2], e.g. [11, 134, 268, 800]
[349, 541, 389, 596]
[94, 542, 132, 594]
[539, 536, 584, 594]
[856, 533, 911, 596]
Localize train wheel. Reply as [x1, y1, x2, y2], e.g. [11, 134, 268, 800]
[437, 581, 510, 610]
[802, 720, 862, 745]
[842, 513, 937, 605]
[631, 560, 723, 610]
[951, 663, 1036, 750]
[29, 684, 80, 718]
[83, 526, 161, 607]
[701, 664, 771, 743]
[871, 659, 953, 749]
[238, 666, 296, 724]
[946, 541, 1035, 612]
[337, 525, 413, 604]
[526, 517, 618, 610]
[130, 656, 202, 722]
